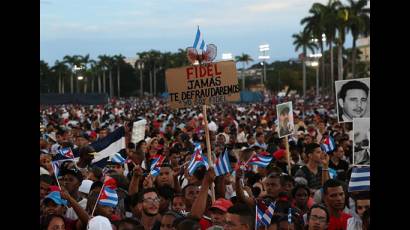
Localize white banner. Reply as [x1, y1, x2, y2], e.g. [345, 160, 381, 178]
[131, 119, 147, 144]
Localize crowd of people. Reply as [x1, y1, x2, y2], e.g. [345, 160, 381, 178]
[39, 93, 370, 230]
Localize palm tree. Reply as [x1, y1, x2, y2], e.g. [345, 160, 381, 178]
[40, 60, 51, 93]
[98, 55, 111, 95]
[235, 53, 254, 90]
[63, 55, 82, 93]
[301, 7, 326, 93]
[138, 50, 161, 96]
[52, 60, 68, 94]
[88, 59, 98, 93]
[346, 0, 370, 78]
[335, 6, 350, 80]
[311, 0, 341, 96]
[292, 31, 318, 99]
[80, 54, 90, 93]
[113, 54, 126, 97]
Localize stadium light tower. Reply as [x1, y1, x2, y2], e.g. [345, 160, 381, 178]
[258, 44, 270, 85]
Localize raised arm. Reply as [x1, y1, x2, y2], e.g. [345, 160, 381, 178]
[234, 168, 255, 207]
[128, 165, 143, 195]
[190, 167, 216, 219]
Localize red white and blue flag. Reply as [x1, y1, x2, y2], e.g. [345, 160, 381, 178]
[248, 152, 273, 168]
[188, 143, 209, 175]
[57, 147, 74, 159]
[255, 200, 276, 228]
[98, 186, 118, 208]
[150, 155, 166, 176]
[214, 149, 232, 176]
[321, 136, 336, 153]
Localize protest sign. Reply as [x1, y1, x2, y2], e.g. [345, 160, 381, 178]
[276, 101, 295, 175]
[165, 61, 240, 109]
[335, 78, 370, 123]
[353, 117, 370, 166]
[276, 102, 295, 138]
[131, 119, 146, 144]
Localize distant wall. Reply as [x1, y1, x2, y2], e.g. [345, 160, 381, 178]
[40, 93, 109, 105]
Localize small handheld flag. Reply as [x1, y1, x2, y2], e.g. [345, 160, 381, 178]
[321, 136, 336, 153]
[98, 186, 118, 208]
[255, 200, 276, 228]
[150, 155, 166, 177]
[214, 149, 232, 176]
[187, 143, 209, 175]
[57, 147, 74, 159]
[248, 153, 272, 168]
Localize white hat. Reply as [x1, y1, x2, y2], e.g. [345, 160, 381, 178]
[78, 179, 93, 194]
[208, 122, 218, 132]
[87, 216, 113, 230]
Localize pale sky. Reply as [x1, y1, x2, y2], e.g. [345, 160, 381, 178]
[41, 0, 361, 66]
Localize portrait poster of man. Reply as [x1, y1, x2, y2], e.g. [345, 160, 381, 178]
[276, 102, 294, 138]
[335, 78, 370, 123]
[353, 118, 370, 166]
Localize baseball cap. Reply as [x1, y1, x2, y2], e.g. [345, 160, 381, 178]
[209, 198, 233, 213]
[43, 191, 68, 206]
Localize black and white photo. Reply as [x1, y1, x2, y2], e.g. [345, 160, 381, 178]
[276, 102, 294, 138]
[335, 78, 370, 123]
[353, 118, 370, 166]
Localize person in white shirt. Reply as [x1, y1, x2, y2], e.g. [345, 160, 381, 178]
[236, 124, 247, 146]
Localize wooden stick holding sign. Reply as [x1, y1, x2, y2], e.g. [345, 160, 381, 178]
[285, 136, 292, 176]
[203, 104, 215, 203]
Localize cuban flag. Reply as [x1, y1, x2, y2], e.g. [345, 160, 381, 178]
[57, 147, 74, 159]
[193, 26, 206, 51]
[98, 186, 118, 208]
[150, 155, 166, 177]
[109, 153, 126, 165]
[255, 200, 276, 228]
[348, 166, 370, 192]
[72, 127, 126, 168]
[248, 153, 273, 168]
[321, 136, 336, 153]
[214, 149, 232, 177]
[51, 159, 74, 178]
[187, 143, 209, 175]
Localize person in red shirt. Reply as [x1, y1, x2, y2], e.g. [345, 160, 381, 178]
[323, 179, 351, 230]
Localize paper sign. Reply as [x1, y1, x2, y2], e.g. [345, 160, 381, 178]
[131, 119, 147, 144]
[276, 102, 295, 138]
[165, 61, 240, 109]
